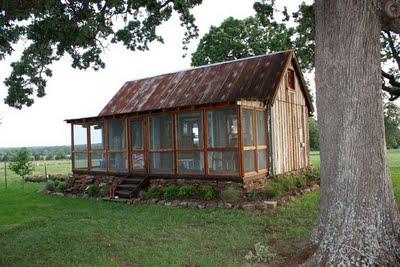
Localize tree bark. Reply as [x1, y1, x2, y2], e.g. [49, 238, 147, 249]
[307, 1, 400, 265]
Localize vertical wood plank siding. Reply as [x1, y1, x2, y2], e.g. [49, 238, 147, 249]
[271, 62, 310, 175]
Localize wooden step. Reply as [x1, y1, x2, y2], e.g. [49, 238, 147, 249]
[115, 190, 132, 199]
[124, 178, 143, 184]
[117, 184, 137, 190]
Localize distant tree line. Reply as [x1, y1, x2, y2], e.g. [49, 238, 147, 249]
[0, 146, 70, 162]
[309, 102, 400, 151]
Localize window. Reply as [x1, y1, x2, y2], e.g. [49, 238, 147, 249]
[242, 109, 254, 146]
[176, 112, 205, 174]
[241, 108, 268, 173]
[73, 124, 88, 169]
[150, 115, 174, 173]
[244, 151, 255, 172]
[131, 120, 143, 150]
[177, 112, 203, 149]
[288, 69, 295, 90]
[256, 111, 266, 145]
[109, 120, 126, 150]
[257, 150, 267, 170]
[90, 122, 105, 171]
[178, 152, 204, 174]
[130, 120, 145, 171]
[208, 109, 238, 148]
[73, 124, 87, 152]
[151, 152, 173, 173]
[208, 151, 238, 174]
[207, 108, 239, 175]
[108, 120, 127, 171]
[150, 115, 173, 149]
[74, 152, 88, 169]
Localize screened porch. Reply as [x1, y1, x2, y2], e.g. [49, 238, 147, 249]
[70, 103, 269, 179]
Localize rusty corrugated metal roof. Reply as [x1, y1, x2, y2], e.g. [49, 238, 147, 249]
[98, 50, 297, 117]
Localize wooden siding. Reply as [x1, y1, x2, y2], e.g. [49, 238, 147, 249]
[270, 61, 310, 175]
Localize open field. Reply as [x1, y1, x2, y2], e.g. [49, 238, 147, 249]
[0, 152, 399, 266]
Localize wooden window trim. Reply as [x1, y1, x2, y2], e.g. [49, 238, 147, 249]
[107, 119, 129, 173]
[148, 114, 175, 174]
[287, 68, 296, 91]
[176, 111, 205, 175]
[128, 118, 146, 172]
[72, 123, 89, 171]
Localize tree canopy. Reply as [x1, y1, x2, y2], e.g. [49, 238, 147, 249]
[0, 0, 202, 109]
[192, 1, 400, 102]
[8, 148, 34, 178]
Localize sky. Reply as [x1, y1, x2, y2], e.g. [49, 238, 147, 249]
[0, 0, 309, 148]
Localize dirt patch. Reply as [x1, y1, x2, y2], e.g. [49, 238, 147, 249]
[270, 238, 318, 266]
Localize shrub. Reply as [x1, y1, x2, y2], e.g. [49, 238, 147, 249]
[306, 168, 320, 182]
[245, 243, 276, 263]
[87, 185, 100, 197]
[248, 191, 257, 201]
[138, 190, 147, 200]
[201, 186, 214, 201]
[48, 174, 68, 182]
[177, 185, 195, 199]
[25, 175, 46, 183]
[296, 175, 308, 188]
[56, 181, 67, 192]
[282, 176, 296, 192]
[99, 185, 109, 197]
[147, 186, 161, 199]
[220, 187, 242, 203]
[264, 183, 280, 200]
[163, 185, 179, 201]
[46, 180, 56, 191]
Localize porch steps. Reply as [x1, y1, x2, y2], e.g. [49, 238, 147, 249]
[113, 176, 149, 200]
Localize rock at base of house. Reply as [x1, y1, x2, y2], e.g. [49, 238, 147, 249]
[264, 200, 277, 209]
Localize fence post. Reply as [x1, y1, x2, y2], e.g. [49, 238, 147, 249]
[4, 161, 7, 190]
[44, 161, 48, 181]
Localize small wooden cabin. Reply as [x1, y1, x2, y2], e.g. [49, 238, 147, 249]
[66, 50, 313, 197]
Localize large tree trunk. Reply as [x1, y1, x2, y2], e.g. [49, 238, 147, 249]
[307, 1, 400, 265]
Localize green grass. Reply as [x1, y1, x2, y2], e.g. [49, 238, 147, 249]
[0, 151, 399, 266]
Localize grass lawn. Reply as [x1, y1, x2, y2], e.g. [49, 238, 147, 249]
[0, 152, 399, 266]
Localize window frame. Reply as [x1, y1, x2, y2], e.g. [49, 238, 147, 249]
[175, 111, 205, 175]
[88, 121, 106, 172]
[71, 123, 89, 170]
[287, 68, 296, 90]
[128, 117, 146, 173]
[107, 119, 128, 173]
[240, 106, 268, 176]
[148, 113, 175, 174]
[206, 106, 240, 176]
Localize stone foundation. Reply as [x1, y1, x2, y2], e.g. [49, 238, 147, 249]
[67, 174, 122, 195]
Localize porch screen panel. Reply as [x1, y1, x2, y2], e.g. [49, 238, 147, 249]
[108, 119, 127, 171]
[73, 124, 88, 169]
[131, 120, 143, 150]
[150, 115, 173, 149]
[207, 108, 239, 175]
[150, 115, 174, 174]
[256, 111, 268, 170]
[176, 112, 205, 174]
[207, 109, 238, 148]
[130, 119, 145, 171]
[73, 124, 87, 152]
[242, 109, 254, 146]
[177, 112, 203, 149]
[90, 122, 105, 170]
[208, 151, 238, 174]
[256, 111, 267, 145]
